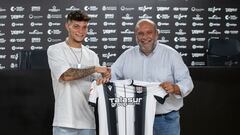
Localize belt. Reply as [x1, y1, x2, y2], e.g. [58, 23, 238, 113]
[155, 110, 178, 117]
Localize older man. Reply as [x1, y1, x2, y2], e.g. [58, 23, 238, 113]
[111, 19, 194, 135]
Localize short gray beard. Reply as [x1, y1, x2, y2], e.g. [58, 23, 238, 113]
[137, 39, 158, 55]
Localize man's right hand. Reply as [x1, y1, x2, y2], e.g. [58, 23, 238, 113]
[95, 66, 111, 84]
[95, 66, 109, 74]
[95, 66, 111, 78]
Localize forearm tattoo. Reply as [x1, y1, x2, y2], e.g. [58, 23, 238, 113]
[63, 66, 95, 79]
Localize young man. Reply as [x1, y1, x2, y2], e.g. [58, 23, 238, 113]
[47, 10, 110, 135]
[111, 19, 194, 135]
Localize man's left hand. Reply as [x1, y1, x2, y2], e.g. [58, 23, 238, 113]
[160, 82, 181, 95]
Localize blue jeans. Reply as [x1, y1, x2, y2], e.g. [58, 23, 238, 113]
[53, 126, 96, 135]
[153, 111, 180, 135]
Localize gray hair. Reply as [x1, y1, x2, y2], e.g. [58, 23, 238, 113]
[135, 19, 158, 32]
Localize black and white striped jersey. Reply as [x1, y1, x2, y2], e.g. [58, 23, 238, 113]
[89, 80, 168, 135]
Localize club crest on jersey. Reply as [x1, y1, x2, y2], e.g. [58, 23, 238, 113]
[107, 85, 113, 91]
[135, 86, 143, 93]
[109, 96, 143, 107]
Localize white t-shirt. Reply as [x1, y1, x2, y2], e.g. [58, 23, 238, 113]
[47, 41, 100, 129]
[89, 80, 168, 135]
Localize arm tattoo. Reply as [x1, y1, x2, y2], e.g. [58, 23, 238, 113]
[63, 66, 95, 80]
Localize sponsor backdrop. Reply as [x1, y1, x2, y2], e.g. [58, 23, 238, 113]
[0, 0, 239, 69]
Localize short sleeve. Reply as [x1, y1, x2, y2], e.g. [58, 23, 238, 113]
[88, 81, 99, 107]
[47, 45, 70, 81]
[153, 87, 168, 104]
